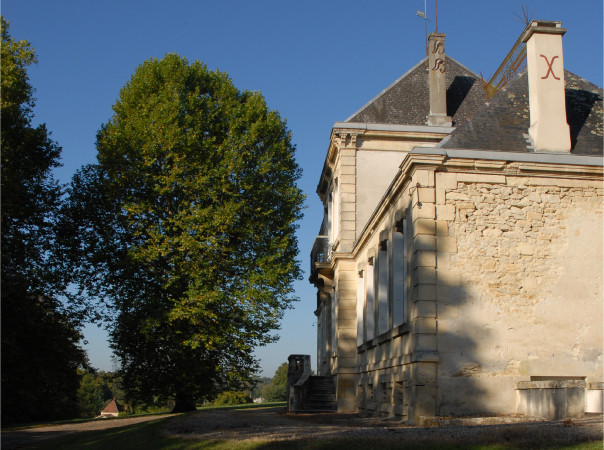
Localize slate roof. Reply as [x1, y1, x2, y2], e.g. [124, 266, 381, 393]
[439, 69, 604, 155]
[345, 56, 487, 127]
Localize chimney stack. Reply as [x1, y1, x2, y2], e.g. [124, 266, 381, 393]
[427, 33, 452, 127]
[521, 20, 571, 153]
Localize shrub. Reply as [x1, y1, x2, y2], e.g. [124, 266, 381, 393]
[213, 391, 252, 406]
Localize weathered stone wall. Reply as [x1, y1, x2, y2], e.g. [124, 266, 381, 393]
[435, 173, 604, 416]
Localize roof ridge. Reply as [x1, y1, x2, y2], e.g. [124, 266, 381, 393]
[344, 56, 429, 122]
[564, 69, 604, 92]
[447, 55, 481, 79]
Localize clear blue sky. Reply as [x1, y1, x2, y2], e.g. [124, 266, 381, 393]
[4, 0, 602, 377]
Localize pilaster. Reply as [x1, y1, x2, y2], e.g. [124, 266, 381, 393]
[408, 168, 438, 423]
[337, 131, 357, 252]
[334, 259, 359, 411]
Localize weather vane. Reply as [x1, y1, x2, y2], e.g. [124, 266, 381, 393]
[415, 0, 431, 55]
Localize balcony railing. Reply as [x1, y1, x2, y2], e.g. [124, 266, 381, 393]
[310, 235, 332, 274]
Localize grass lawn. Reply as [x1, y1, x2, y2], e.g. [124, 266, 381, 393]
[2, 402, 287, 432]
[2, 410, 173, 432]
[22, 413, 603, 450]
[197, 402, 287, 411]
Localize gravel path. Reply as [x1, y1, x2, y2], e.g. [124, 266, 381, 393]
[164, 407, 603, 446]
[3, 407, 602, 449]
[2, 414, 174, 449]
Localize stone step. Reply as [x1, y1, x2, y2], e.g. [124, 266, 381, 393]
[299, 375, 337, 412]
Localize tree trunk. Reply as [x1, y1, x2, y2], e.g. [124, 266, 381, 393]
[171, 392, 197, 413]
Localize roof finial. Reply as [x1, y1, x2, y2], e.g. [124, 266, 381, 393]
[435, 0, 438, 33]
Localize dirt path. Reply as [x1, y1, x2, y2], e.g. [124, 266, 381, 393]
[3, 407, 602, 449]
[164, 407, 603, 446]
[1, 414, 174, 449]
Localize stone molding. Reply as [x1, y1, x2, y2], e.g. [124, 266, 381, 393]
[355, 351, 440, 374]
[350, 152, 603, 259]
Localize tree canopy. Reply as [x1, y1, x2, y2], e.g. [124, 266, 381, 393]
[1, 16, 88, 424]
[68, 54, 305, 412]
[260, 362, 288, 402]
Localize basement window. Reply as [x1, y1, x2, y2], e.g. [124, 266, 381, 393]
[530, 376, 586, 381]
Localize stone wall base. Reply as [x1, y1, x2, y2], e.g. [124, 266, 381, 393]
[516, 380, 586, 420]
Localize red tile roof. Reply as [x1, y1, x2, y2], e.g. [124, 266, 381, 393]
[101, 399, 124, 413]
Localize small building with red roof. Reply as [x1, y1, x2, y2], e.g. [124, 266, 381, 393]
[100, 399, 124, 418]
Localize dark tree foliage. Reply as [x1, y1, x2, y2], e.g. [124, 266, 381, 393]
[77, 370, 127, 417]
[67, 54, 304, 412]
[1, 17, 88, 424]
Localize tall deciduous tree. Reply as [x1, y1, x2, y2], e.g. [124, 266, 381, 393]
[260, 362, 289, 402]
[1, 17, 88, 424]
[69, 54, 304, 412]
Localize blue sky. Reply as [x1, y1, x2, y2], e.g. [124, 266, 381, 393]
[4, 0, 602, 377]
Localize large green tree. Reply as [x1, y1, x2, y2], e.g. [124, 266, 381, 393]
[1, 17, 89, 424]
[68, 54, 304, 412]
[260, 363, 288, 402]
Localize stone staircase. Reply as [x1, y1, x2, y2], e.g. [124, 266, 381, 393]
[302, 376, 337, 412]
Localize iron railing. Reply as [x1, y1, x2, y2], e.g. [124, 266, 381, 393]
[310, 235, 332, 274]
[480, 24, 529, 100]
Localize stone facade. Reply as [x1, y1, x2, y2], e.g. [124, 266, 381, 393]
[310, 20, 603, 424]
[434, 171, 603, 418]
[326, 157, 603, 423]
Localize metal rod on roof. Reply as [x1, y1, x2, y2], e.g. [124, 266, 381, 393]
[415, 1, 430, 56]
[425, 0, 428, 55]
[435, 0, 438, 33]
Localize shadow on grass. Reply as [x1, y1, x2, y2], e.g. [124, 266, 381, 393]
[2, 410, 174, 432]
[15, 417, 178, 450]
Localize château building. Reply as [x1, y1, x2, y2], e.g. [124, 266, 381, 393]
[304, 20, 603, 424]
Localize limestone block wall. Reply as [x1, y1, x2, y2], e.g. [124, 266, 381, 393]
[355, 168, 439, 422]
[434, 173, 604, 416]
[333, 260, 360, 411]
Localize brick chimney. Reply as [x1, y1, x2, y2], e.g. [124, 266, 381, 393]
[426, 33, 452, 127]
[521, 20, 571, 153]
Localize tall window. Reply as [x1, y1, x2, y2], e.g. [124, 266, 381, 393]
[317, 305, 324, 372]
[327, 190, 333, 243]
[322, 305, 327, 367]
[331, 287, 337, 354]
[392, 210, 407, 326]
[332, 178, 339, 243]
[356, 267, 365, 346]
[377, 231, 389, 335]
[365, 255, 375, 341]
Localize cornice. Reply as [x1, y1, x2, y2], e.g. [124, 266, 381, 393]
[353, 154, 446, 258]
[317, 126, 451, 198]
[349, 149, 603, 260]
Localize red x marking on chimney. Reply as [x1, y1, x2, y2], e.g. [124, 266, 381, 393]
[540, 55, 560, 80]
